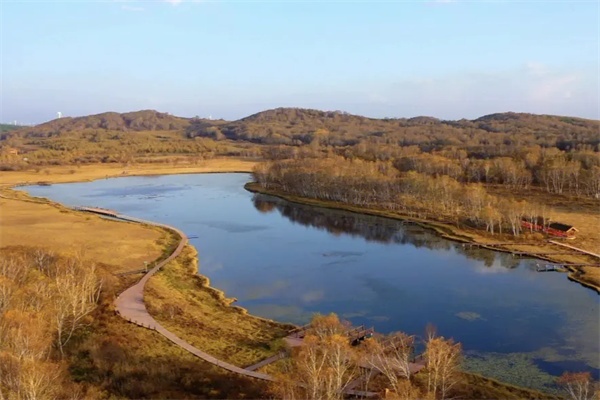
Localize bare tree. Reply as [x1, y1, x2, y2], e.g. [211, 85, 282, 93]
[365, 332, 415, 395]
[558, 372, 598, 400]
[53, 261, 102, 356]
[18, 359, 61, 400]
[274, 314, 358, 400]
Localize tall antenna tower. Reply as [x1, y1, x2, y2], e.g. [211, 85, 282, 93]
[57, 112, 62, 119]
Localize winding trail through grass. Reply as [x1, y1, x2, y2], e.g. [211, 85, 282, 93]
[111, 212, 274, 381]
[77, 207, 377, 396]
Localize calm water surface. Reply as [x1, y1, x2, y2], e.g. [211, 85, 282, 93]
[22, 173, 599, 391]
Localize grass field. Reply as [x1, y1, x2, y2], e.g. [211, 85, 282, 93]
[0, 189, 164, 275]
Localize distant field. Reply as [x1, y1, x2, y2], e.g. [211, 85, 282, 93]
[0, 158, 257, 186]
[0, 189, 164, 273]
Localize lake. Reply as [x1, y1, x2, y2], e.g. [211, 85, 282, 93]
[22, 173, 599, 392]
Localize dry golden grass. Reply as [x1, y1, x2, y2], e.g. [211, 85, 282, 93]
[0, 158, 257, 186]
[70, 301, 269, 399]
[145, 245, 292, 367]
[0, 171, 279, 398]
[0, 191, 163, 274]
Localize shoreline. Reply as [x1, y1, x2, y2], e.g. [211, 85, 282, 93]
[2, 163, 292, 328]
[0, 166, 578, 397]
[244, 182, 600, 294]
[0, 161, 283, 331]
[4, 162, 597, 295]
[0, 159, 258, 187]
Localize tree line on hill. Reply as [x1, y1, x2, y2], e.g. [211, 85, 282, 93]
[1, 108, 598, 160]
[186, 108, 599, 155]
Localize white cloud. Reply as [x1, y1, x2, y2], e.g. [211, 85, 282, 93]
[360, 63, 597, 119]
[528, 73, 578, 103]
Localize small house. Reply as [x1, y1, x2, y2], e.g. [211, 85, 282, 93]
[521, 217, 546, 232]
[546, 222, 578, 239]
[521, 217, 578, 239]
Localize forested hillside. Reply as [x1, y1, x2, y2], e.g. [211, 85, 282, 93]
[187, 108, 599, 154]
[10, 110, 190, 138]
[1, 108, 598, 201]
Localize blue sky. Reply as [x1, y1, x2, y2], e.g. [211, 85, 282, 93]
[1, 1, 598, 123]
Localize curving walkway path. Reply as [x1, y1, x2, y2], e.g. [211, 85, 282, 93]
[81, 207, 376, 396]
[102, 211, 274, 381]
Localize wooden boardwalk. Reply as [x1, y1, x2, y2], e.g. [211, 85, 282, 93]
[244, 351, 287, 371]
[76, 205, 399, 396]
[549, 240, 600, 260]
[77, 206, 275, 381]
[75, 206, 119, 218]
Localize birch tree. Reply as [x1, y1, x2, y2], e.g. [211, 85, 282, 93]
[365, 332, 415, 394]
[425, 332, 462, 399]
[53, 261, 102, 356]
[558, 372, 598, 400]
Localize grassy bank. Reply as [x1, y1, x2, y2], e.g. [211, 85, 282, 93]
[245, 182, 600, 293]
[145, 245, 293, 367]
[0, 165, 287, 398]
[0, 188, 165, 276]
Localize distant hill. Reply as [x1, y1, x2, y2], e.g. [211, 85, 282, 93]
[186, 108, 599, 149]
[6, 107, 599, 151]
[0, 124, 26, 133]
[18, 110, 191, 137]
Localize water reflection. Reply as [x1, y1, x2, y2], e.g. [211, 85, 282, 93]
[253, 194, 520, 270]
